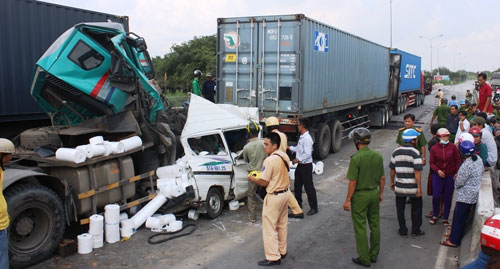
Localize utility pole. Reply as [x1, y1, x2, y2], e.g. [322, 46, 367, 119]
[390, 0, 393, 48]
[419, 34, 444, 77]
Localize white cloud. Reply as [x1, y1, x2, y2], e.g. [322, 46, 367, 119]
[40, 0, 500, 71]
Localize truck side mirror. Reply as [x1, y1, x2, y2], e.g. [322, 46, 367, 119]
[126, 33, 147, 53]
[109, 51, 135, 84]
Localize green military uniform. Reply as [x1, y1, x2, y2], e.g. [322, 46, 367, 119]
[242, 138, 267, 220]
[433, 105, 451, 128]
[396, 127, 427, 154]
[346, 147, 385, 266]
[192, 77, 201, 96]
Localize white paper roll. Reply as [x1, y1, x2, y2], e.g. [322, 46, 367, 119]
[120, 228, 134, 238]
[119, 213, 128, 221]
[157, 178, 176, 190]
[109, 142, 125, 154]
[55, 148, 86, 164]
[104, 204, 120, 224]
[156, 165, 183, 178]
[167, 220, 183, 232]
[316, 161, 324, 170]
[314, 166, 324, 175]
[289, 169, 295, 180]
[188, 209, 199, 221]
[130, 194, 167, 230]
[88, 145, 106, 158]
[312, 163, 316, 173]
[159, 214, 176, 226]
[120, 219, 134, 230]
[92, 233, 104, 249]
[89, 214, 104, 234]
[105, 223, 120, 244]
[229, 200, 239, 211]
[289, 161, 298, 169]
[102, 142, 113, 156]
[120, 136, 142, 152]
[89, 136, 104, 145]
[145, 217, 163, 229]
[77, 233, 93, 254]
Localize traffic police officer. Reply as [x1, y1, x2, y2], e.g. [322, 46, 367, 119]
[396, 113, 427, 165]
[265, 117, 304, 219]
[344, 128, 385, 267]
[242, 121, 267, 223]
[248, 132, 290, 266]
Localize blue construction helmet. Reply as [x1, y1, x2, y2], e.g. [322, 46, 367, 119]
[402, 129, 420, 143]
[459, 140, 475, 155]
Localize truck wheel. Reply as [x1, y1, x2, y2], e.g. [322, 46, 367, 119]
[205, 187, 224, 219]
[313, 123, 331, 160]
[330, 120, 343, 153]
[6, 184, 65, 268]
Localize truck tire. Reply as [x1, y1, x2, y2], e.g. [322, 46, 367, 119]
[313, 123, 331, 160]
[205, 187, 224, 219]
[330, 120, 343, 153]
[6, 184, 65, 268]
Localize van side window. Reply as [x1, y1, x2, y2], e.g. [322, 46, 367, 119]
[188, 134, 227, 156]
[68, 40, 104, 70]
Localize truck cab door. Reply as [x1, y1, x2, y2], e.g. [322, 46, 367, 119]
[184, 131, 233, 201]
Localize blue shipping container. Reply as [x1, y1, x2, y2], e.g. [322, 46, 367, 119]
[217, 14, 390, 118]
[390, 49, 421, 93]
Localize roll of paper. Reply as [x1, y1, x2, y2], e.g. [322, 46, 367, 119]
[159, 214, 176, 226]
[130, 194, 167, 230]
[120, 228, 134, 238]
[104, 204, 120, 224]
[102, 142, 113, 157]
[315, 161, 324, 170]
[89, 136, 104, 145]
[314, 166, 323, 175]
[105, 223, 120, 244]
[120, 136, 142, 152]
[156, 165, 183, 178]
[109, 142, 125, 154]
[145, 217, 163, 229]
[229, 200, 239, 211]
[167, 221, 182, 232]
[88, 145, 105, 158]
[157, 178, 176, 190]
[55, 148, 86, 164]
[188, 209, 199, 221]
[119, 213, 128, 221]
[89, 214, 104, 234]
[77, 233, 93, 254]
[120, 219, 134, 230]
[92, 233, 104, 249]
[289, 169, 295, 180]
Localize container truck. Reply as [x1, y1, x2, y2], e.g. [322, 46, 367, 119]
[216, 14, 426, 159]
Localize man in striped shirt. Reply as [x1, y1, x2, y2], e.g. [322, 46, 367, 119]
[389, 129, 424, 237]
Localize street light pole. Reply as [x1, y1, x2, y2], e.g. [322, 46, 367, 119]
[419, 34, 444, 78]
[390, 0, 393, 48]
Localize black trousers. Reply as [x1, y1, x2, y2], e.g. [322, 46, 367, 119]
[294, 163, 318, 210]
[395, 196, 422, 235]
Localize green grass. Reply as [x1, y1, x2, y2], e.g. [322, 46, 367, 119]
[163, 90, 189, 107]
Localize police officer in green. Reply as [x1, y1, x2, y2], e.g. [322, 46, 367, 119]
[430, 98, 451, 128]
[241, 121, 267, 223]
[192, 70, 202, 96]
[396, 113, 428, 165]
[344, 128, 385, 267]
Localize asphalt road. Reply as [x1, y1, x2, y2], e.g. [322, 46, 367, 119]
[38, 81, 475, 269]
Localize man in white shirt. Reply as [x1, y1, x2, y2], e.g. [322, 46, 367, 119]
[289, 118, 318, 216]
[472, 117, 497, 166]
[454, 111, 470, 144]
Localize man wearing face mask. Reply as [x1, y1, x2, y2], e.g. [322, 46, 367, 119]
[343, 128, 385, 267]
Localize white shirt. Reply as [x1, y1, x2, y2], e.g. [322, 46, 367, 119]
[481, 127, 498, 166]
[290, 131, 313, 164]
[454, 119, 470, 144]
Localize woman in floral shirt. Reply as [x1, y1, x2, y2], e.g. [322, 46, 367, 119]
[441, 141, 483, 247]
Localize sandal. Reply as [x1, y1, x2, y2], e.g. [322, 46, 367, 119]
[429, 216, 439, 225]
[442, 220, 450, 227]
[411, 230, 425, 237]
[440, 239, 458, 248]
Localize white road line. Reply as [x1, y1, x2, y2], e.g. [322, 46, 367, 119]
[434, 243, 448, 269]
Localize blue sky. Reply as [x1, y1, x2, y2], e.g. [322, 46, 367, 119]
[42, 0, 500, 72]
